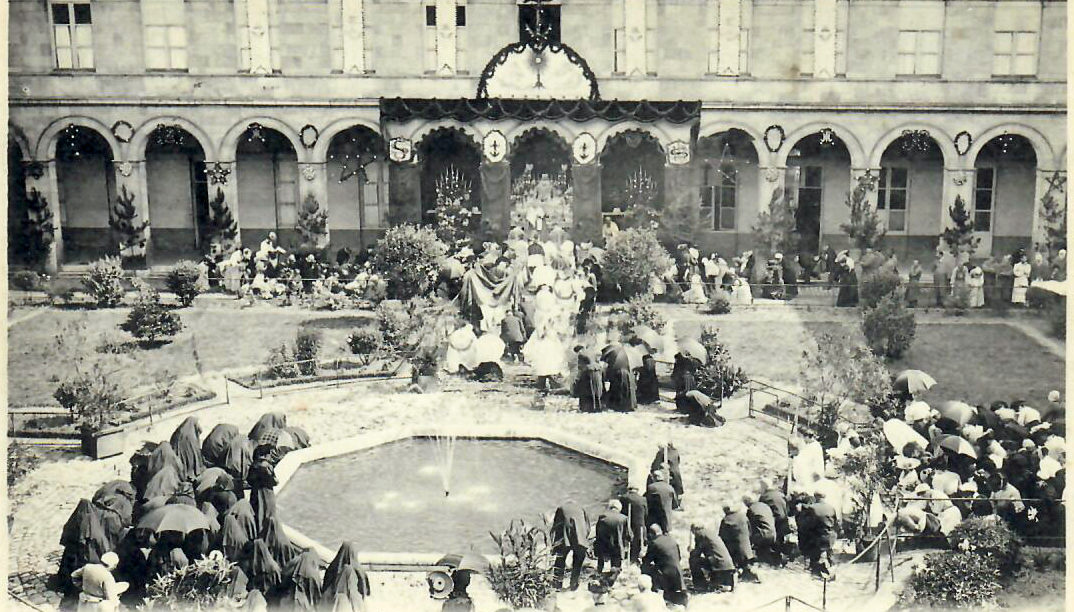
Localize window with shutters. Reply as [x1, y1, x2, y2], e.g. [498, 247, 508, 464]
[974, 168, 995, 231]
[877, 167, 909, 232]
[992, 2, 1040, 77]
[142, 1, 188, 71]
[50, 3, 94, 70]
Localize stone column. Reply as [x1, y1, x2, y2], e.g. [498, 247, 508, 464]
[1033, 168, 1067, 250]
[115, 159, 150, 267]
[389, 161, 422, 225]
[571, 162, 602, 244]
[941, 167, 975, 232]
[663, 161, 701, 245]
[24, 160, 62, 273]
[204, 161, 240, 250]
[435, 0, 458, 75]
[757, 166, 787, 214]
[298, 162, 330, 248]
[850, 167, 881, 210]
[479, 160, 510, 239]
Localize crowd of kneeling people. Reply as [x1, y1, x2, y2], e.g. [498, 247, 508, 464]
[55, 413, 379, 611]
[550, 443, 841, 609]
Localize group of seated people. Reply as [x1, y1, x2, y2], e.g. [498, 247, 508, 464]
[56, 413, 374, 611]
[880, 391, 1067, 542]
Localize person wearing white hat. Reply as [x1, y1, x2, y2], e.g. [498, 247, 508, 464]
[72, 552, 128, 612]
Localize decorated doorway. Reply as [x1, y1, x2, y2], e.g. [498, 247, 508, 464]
[418, 128, 482, 225]
[508, 129, 573, 241]
[600, 130, 665, 230]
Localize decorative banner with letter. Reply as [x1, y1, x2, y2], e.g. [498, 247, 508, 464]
[389, 138, 413, 163]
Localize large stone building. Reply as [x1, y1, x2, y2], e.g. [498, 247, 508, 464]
[8, 0, 1067, 271]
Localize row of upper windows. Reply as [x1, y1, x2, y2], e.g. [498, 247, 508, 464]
[44, 0, 1047, 78]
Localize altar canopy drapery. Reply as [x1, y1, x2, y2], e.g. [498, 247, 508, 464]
[458, 262, 528, 330]
[380, 98, 701, 125]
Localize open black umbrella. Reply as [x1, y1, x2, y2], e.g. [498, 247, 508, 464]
[436, 553, 489, 574]
[136, 504, 211, 536]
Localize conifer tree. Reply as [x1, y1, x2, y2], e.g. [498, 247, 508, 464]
[109, 185, 149, 255]
[1038, 171, 1067, 256]
[18, 188, 55, 268]
[205, 188, 238, 250]
[940, 195, 980, 258]
[296, 194, 329, 248]
[841, 175, 887, 252]
[751, 187, 798, 256]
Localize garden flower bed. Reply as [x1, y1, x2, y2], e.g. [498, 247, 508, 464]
[226, 356, 406, 391]
[9, 381, 217, 438]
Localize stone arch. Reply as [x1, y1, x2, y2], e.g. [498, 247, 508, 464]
[312, 117, 383, 163]
[968, 124, 1056, 170]
[699, 122, 769, 165]
[220, 117, 305, 162]
[506, 123, 575, 152]
[777, 122, 866, 168]
[8, 123, 32, 161]
[868, 123, 957, 168]
[416, 126, 483, 221]
[130, 116, 215, 161]
[508, 126, 573, 182]
[410, 122, 482, 153]
[35, 116, 122, 161]
[597, 124, 669, 156]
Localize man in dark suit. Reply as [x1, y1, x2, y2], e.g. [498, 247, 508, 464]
[651, 443, 684, 505]
[594, 499, 629, 575]
[744, 493, 779, 565]
[802, 492, 838, 579]
[642, 524, 686, 605]
[620, 485, 647, 564]
[645, 471, 678, 534]
[689, 523, 735, 593]
[759, 480, 790, 565]
[551, 501, 590, 590]
[719, 501, 760, 582]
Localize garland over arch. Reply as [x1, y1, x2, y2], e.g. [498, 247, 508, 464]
[476, 36, 601, 101]
[380, 98, 700, 125]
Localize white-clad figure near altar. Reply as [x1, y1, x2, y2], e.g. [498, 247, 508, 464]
[560, 239, 576, 268]
[445, 323, 480, 373]
[531, 284, 559, 336]
[548, 224, 567, 246]
[530, 260, 557, 291]
[553, 269, 577, 333]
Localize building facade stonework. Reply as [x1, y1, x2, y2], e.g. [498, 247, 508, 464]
[8, 0, 1067, 271]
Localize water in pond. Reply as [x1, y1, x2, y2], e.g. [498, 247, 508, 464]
[276, 438, 626, 554]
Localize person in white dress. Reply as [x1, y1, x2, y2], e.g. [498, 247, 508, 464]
[682, 273, 707, 304]
[1012, 253, 1031, 305]
[731, 274, 753, 305]
[445, 323, 480, 373]
[967, 266, 985, 307]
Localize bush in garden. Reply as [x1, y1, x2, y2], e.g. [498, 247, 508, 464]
[348, 326, 384, 355]
[859, 269, 903, 310]
[944, 284, 972, 315]
[264, 343, 299, 380]
[375, 300, 412, 349]
[9, 270, 50, 292]
[706, 289, 732, 315]
[368, 224, 447, 300]
[611, 294, 668, 338]
[899, 551, 1001, 609]
[293, 329, 321, 376]
[54, 367, 126, 434]
[948, 516, 1022, 576]
[695, 327, 749, 400]
[82, 256, 126, 307]
[165, 260, 203, 307]
[120, 282, 183, 346]
[862, 293, 916, 359]
[487, 519, 556, 610]
[602, 228, 674, 299]
[146, 553, 241, 609]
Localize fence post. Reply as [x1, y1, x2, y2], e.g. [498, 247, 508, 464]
[875, 531, 882, 591]
[785, 596, 792, 612]
[748, 383, 754, 418]
[823, 578, 828, 609]
[258, 370, 264, 400]
[224, 377, 230, 405]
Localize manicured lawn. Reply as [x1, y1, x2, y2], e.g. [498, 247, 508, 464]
[804, 320, 1065, 412]
[673, 318, 813, 385]
[7, 307, 374, 406]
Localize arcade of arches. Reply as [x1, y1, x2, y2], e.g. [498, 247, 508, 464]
[8, 117, 1065, 271]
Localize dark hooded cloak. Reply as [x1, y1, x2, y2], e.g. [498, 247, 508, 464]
[169, 416, 206, 481]
[249, 413, 288, 442]
[202, 423, 242, 468]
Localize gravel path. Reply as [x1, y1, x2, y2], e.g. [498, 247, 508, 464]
[7, 375, 894, 610]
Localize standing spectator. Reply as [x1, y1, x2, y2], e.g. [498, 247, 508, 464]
[980, 254, 999, 307]
[996, 254, 1015, 311]
[551, 501, 590, 591]
[594, 500, 629, 576]
[500, 310, 527, 362]
[651, 443, 684, 506]
[645, 471, 677, 534]
[933, 248, 954, 307]
[1012, 252, 1032, 305]
[620, 485, 647, 565]
[968, 266, 985, 308]
[905, 260, 923, 308]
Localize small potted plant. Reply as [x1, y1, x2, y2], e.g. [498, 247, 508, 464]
[55, 374, 127, 459]
[411, 345, 442, 392]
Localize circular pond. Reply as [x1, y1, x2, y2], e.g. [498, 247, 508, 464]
[276, 437, 627, 554]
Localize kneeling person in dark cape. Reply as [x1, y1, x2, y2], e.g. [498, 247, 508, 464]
[681, 390, 725, 428]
